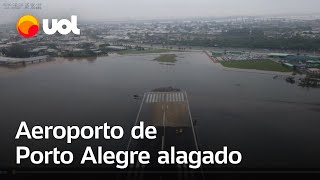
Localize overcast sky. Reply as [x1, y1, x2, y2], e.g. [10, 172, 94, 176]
[1, 0, 320, 23]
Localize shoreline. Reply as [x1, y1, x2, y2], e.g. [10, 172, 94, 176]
[114, 51, 191, 56]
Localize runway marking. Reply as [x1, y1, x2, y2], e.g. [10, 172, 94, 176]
[154, 93, 157, 102]
[146, 94, 151, 103]
[145, 92, 187, 103]
[151, 93, 155, 103]
[162, 106, 166, 150]
[161, 136, 165, 150]
[185, 91, 199, 151]
[127, 93, 146, 150]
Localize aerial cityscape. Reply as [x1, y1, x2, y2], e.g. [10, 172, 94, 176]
[1, 0, 320, 178]
[1, 15, 320, 87]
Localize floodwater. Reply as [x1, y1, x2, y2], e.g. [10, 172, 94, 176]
[0, 52, 320, 170]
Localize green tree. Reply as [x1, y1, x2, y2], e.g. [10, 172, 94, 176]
[3, 44, 29, 58]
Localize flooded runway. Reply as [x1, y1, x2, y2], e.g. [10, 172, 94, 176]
[1, 52, 320, 169]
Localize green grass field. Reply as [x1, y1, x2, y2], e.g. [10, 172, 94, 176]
[153, 54, 177, 63]
[117, 49, 174, 55]
[220, 60, 292, 72]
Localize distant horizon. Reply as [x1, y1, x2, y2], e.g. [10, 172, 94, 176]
[1, 0, 320, 24]
[1, 12, 320, 26]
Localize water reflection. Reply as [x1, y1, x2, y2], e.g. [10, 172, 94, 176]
[65, 56, 98, 62]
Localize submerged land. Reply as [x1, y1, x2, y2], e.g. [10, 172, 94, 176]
[153, 54, 177, 63]
[116, 49, 175, 55]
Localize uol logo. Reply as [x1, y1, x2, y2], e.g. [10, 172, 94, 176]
[17, 14, 80, 38]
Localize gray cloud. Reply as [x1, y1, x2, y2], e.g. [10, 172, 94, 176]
[1, 0, 320, 24]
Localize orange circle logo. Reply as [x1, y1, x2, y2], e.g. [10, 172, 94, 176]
[16, 15, 39, 38]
